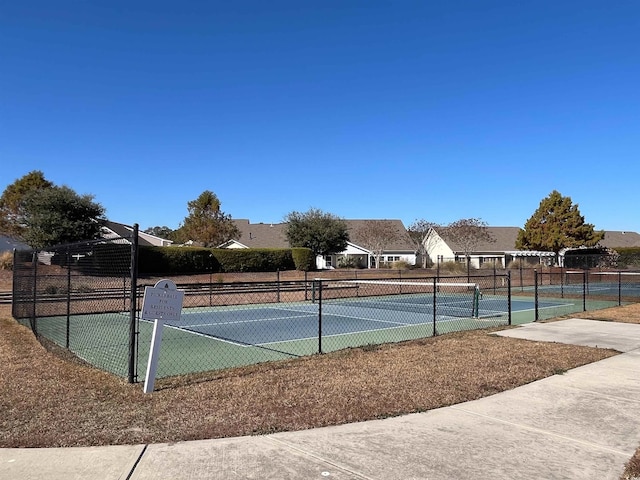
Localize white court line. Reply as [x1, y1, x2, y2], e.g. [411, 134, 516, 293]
[157, 303, 480, 348]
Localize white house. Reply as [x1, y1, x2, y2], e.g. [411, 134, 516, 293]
[226, 219, 417, 269]
[425, 227, 640, 268]
[102, 221, 173, 247]
[425, 227, 554, 268]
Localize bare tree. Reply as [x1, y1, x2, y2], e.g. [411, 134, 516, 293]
[355, 220, 401, 268]
[444, 218, 495, 262]
[407, 219, 440, 268]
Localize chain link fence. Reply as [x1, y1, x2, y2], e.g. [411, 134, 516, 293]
[12, 234, 137, 380]
[12, 238, 640, 387]
[139, 274, 512, 380]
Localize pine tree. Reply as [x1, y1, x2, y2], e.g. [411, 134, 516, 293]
[0, 170, 54, 238]
[178, 191, 239, 247]
[516, 190, 604, 254]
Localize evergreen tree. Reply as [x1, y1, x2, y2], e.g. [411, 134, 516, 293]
[178, 190, 239, 247]
[0, 170, 54, 238]
[516, 190, 604, 254]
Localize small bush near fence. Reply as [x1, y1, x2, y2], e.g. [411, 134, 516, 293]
[0, 251, 12, 270]
[440, 261, 467, 274]
[291, 248, 315, 271]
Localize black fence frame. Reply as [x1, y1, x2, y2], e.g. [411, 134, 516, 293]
[12, 225, 140, 382]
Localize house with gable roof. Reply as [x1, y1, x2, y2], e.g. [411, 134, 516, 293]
[425, 227, 640, 269]
[223, 219, 417, 269]
[102, 221, 174, 247]
[425, 226, 555, 268]
[338, 219, 416, 269]
[221, 220, 290, 250]
[599, 231, 640, 250]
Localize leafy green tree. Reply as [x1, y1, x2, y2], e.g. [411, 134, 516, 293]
[22, 185, 106, 248]
[143, 226, 175, 240]
[516, 190, 604, 254]
[178, 190, 240, 247]
[284, 208, 349, 258]
[0, 170, 54, 238]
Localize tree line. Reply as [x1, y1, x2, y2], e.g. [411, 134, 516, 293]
[1, 171, 604, 267]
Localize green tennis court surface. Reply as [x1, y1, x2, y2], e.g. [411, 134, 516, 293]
[32, 290, 608, 381]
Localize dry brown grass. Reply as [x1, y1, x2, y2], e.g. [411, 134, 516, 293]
[3, 271, 640, 479]
[1, 304, 629, 449]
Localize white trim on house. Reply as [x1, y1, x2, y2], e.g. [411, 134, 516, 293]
[424, 228, 556, 268]
[102, 221, 174, 247]
[218, 239, 248, 249]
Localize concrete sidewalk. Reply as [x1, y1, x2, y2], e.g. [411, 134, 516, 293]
[2, 319, 640, 480]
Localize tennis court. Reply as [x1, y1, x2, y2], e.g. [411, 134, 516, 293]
[32, 285, 579, 381]
[161, 292, 573, 346]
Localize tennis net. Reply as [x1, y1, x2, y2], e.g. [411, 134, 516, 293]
[313, 279, 480, 318]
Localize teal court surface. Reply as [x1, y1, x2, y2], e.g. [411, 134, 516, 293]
[32, 292, 618, 382]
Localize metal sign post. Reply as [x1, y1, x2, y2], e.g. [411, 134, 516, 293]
[141, 279, 184, 393]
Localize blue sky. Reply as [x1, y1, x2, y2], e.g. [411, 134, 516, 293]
[2, 1, 639, 233]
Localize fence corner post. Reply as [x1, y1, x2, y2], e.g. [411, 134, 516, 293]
[128, 223, 139, 384]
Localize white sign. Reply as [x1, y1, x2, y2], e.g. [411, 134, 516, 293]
[141, 279, 184, 323]
[142, 279, 184, 394]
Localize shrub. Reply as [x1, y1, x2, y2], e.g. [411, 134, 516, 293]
[292, 248, 315, 271]
[138, 246, 308, 274]
[440, 261, 466, 273]
[0, 251, 12, 270]
[616, 248, 640, 269]
[480, 260, 502, 270]
[337, 256, 358, 268]
[139, 246, 217, 275]
[213, 248, 295, 272]
[391, 260, 411, 270]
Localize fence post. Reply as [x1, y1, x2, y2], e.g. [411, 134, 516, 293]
[66, 248, 71, 349]
[128, 224, 139, 384]
[31, 251, 38, 335]
[534, 269, 539, 321]
[519, 258, 523, 291]
[432, 277, 437, 336]
[618, 271, 622, 306]
[507, 271, 512, 326]
[11, 249, 17, 318]
[493, 259, 497, 295]
[582, 270, 587, 312]
[317, 280, 323, 354]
